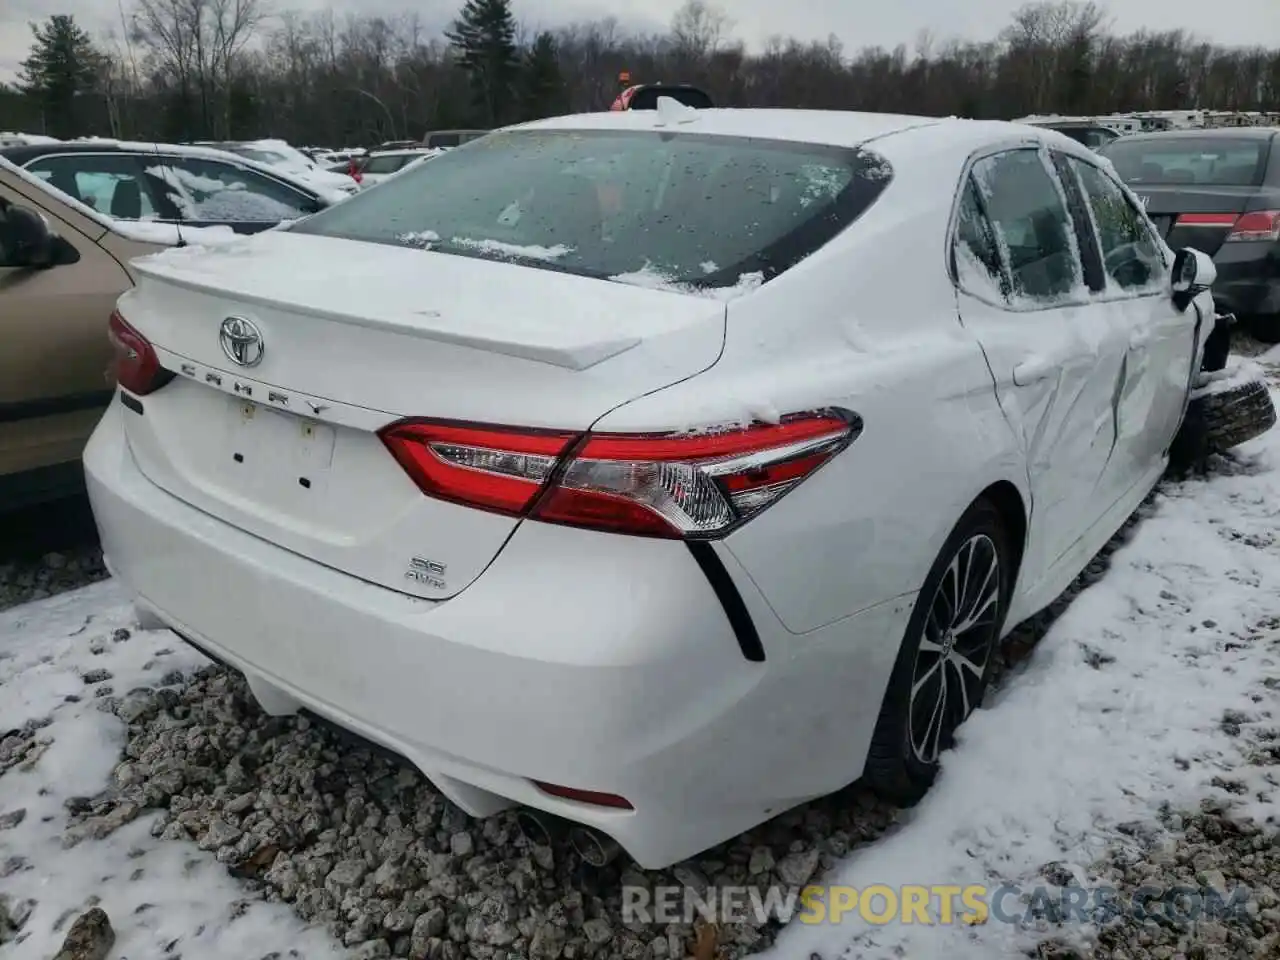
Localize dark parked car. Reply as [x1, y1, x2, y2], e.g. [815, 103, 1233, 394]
[610, 82, 714, 111]
[0, 140, 337, 235]
[1100, 128, 1280, 339]
[1027, 121, 1121, 150]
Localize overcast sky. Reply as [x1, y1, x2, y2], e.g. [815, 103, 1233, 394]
[1, 0, 1278, 83]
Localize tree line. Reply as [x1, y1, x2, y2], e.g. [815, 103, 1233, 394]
[4, 0, 1280, 148]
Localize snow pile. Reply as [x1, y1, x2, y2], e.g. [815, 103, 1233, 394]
[110, 221, 241, 248]
[450, 237, 573, 261]
[610, 265, 765, 301]
[1193, 355, 1268, 398]
[0, 582, 343, 959]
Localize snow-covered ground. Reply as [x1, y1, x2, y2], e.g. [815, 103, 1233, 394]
[2, 362, 1279, 958]
[0, 584, 343, 958]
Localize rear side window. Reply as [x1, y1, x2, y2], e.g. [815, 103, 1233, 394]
[291, 129, 894, 291]
[970, 148, 1084, 304]
[1101, 137, 1269, 187]
[25, 154, 160, 219]
[1064, 157, 1166, 292]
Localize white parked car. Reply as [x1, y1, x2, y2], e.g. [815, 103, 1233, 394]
[199, 138, 360, 195]
[1, 139, 347, 234]
[86, 109, 1225, 869]
[347, 148, 443, 187]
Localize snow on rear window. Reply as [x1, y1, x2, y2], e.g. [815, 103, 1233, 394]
[290, 128, 893, 293]
[450, 237, 573, 261]
[610, 264, 764, 301]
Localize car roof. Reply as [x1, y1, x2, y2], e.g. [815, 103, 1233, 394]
[0, 139, 330, 200]
[1110, 127, 1279, 143]
[1033, 121, 1114, 130]
[0, 141, 146, 163]
[512, 109, 1087, 157]
[369, 148, 433, 157]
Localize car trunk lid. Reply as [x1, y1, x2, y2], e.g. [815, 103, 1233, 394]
[116, 231, 727, 599]
[1130, 185, 1258, 255]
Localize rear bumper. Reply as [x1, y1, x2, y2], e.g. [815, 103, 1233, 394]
[84, 401, 912, 868]
[1211, 241, 1280, 317]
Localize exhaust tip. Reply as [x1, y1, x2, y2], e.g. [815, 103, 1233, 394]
[567, 825, 622, 867]
[514, 808, 559, 849]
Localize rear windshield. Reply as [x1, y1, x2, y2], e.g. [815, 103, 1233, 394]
[1101, 136, 1270, 187]
[290, 128, 893, 290]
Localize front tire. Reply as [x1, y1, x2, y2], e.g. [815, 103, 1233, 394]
[864, 499, 1011, 805]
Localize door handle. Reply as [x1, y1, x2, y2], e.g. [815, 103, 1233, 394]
[1013, 355, 1058, 385]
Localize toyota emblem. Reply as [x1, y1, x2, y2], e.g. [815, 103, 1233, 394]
[219, 316, 264, 367]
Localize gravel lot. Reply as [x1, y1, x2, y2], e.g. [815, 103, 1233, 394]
[0, 496, 106, 612]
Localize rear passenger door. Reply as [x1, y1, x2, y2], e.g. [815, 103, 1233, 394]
[0, 182, 130, 484]
[1057, 153, 1197, 493]
[952, 146, 1130, 578]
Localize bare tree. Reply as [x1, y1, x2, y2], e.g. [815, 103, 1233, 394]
[132, 0, 264, 136]
[670, 0, 733, 61]
[19, 0, 1276, 149]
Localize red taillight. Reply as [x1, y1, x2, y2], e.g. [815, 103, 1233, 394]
[1173, 211, 1280, 243]
[378, 411, 859, 538]
[1174, 213, 1237, 227]
[534, 781, 634, 809]
[108, 310, 169, 396]
[1226, 210, 1280, 243]
[379, 421, 576, 516]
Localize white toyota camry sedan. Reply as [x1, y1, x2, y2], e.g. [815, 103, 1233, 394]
[85, 107, 1217, 869]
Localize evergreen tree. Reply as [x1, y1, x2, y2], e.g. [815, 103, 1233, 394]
[520, 32, 566, 121]
[445, 0, 520, 127]
[17, 15, 101, 138]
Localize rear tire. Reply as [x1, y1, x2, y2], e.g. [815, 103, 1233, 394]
[864, 500, 1011, 805]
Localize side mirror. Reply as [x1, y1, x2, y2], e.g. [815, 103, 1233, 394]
[0, 203, 55, 269]
[1172, 247, 1216, 293]
[1171, 247, 1216, 312]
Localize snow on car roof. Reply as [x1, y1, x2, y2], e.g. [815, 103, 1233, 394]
[63, 137, 328, 191]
